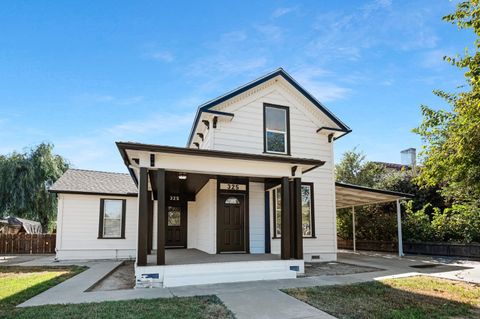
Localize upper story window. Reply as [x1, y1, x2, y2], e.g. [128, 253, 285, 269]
[264, 104, 290, 155]
[98, 199, 126, 239]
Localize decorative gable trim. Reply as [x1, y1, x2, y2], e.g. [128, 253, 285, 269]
[186, 68, 351, 146]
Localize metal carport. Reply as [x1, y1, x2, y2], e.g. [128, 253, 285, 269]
[335, 182, 413, 257]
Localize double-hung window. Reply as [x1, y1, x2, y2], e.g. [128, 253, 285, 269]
[264, 104, 290, 154]
[98, 199, 126, 239]
[272, 183, 315, 238]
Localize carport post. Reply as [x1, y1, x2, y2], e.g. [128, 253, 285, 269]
[352, 206, 356, 252]
[396, 199, 404, 257]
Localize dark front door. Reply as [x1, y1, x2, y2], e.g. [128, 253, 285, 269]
[166, 205, 186, 248]
[218, 194, 245, 252]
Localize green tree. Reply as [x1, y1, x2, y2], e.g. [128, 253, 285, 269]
[335, 148, 385, 187]
[0, 143, 69, 231]
[413, 0, 480, 207]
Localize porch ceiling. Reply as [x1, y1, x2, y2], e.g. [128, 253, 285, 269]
[117, 142, 325, 181]
[335, 182, 413, 209]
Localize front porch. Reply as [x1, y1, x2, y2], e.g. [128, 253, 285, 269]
[117, 142, 322, 287]
[137, 249, 303, 288]
[147, 248, 280, 265]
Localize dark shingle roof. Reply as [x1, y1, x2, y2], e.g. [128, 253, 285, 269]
[49, 169, 138, 196]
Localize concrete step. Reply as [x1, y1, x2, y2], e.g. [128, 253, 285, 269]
[163, 269, 297, 287]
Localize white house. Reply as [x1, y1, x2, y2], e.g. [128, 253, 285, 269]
[50, 68, 408, 287]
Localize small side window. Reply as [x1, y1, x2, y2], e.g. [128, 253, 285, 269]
[99, 199, 126, 239]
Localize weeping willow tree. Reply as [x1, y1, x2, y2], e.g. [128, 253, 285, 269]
[0, 143, 69, 231]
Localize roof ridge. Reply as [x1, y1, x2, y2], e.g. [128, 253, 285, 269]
[68, 168, 130, 176]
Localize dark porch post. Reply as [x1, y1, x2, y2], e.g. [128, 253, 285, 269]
[147, 191, 153, 254]
[137, 167, 149, 266]
[156, 169, 166, 265]
[280, 177, 291, 260]
[293, 178, 303, 259]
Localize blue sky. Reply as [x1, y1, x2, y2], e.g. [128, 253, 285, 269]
[0, 0, 473, 173]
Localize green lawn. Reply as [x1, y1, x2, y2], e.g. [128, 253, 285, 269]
[0, 265, 234, 319]
[0, 265, 86, 313]
[285, 276, 480, 319]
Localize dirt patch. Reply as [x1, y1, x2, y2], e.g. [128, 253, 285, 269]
[89, 261, 135, 291]
[302, 261, 382, 277]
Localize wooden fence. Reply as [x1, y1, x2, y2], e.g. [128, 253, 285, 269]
[0, 234, 56, 254]
[338, 238, 480, 259]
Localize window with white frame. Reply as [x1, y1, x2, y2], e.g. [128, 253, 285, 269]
[99, 199, 125, 239]
[272, 183, 314, 238]
[264, 104, 289, 154]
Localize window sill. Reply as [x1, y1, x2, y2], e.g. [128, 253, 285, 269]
[98, 237, 125, 239]
[272, 236, 317, 239]
[263, 152, 291, 156]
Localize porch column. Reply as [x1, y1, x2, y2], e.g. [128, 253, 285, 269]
[352, 206, 356, 252]
[396, 199, 404, 257]
[292, 178, 303, 259]
[280, 177, 291, 260]
[137, 167, 149, 266]
[147, 191, 153, 254]
[156, 169, 166, 265]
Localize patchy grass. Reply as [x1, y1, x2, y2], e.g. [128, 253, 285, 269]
[284, 276, 480, 319]
[0, 265, 233, 319]
[4, 296, 234, 319]
[0, 265, 86, 314]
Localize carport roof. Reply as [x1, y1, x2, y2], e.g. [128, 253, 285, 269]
[335, 182, 413, 209]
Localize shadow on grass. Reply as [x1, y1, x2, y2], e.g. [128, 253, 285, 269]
[4, 296, 234, 319]
[284, 277, 480, 319]
[0, 266, 86, 313]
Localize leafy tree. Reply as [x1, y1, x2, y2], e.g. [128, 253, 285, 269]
[413, 0, 480, 207]
[0, 143, 69, 231]
[335, 148, 445, 242]
[335, 148, 385, 187]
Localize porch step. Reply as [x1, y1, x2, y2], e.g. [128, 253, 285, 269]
[164, 269, 296, 287]
[135, 259, 304, 288]
[162, 260, 298, 287]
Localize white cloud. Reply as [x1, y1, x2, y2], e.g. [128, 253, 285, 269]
[105, 113, 193, 137]
[146, 50, 174, 63]
[256, 24, 284, 42]
[292, 67, 350, 102]
[272, 7, 297, 19]
[420, 49, 450, 69]
[54, 111, 195, 172]
[75, 94, 144, 106]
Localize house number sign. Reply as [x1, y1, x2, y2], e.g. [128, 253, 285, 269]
[169, 195, 180, 201]
[219, 183, 246, 191]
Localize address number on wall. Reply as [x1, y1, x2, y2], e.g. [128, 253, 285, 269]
[219, 183, 246, 191]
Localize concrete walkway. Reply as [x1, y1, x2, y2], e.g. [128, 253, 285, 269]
[219, 289, 334, 319]
[14, 252, 480, 319]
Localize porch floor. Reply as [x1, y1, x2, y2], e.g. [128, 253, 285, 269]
[147, 249, 280, 266]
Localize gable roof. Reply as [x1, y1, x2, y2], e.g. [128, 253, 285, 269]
[187, 68, 351, 146]
[49, 169, 138, 197]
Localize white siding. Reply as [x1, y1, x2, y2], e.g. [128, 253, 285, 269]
[207, 80, 337, 261]
[56, 193, 137, 260]
[249, 182, 265, 253]
[186, 179, 217, 254]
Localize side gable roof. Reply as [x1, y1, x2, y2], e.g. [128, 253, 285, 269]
[187, 67, 351, 146]
[49, 168, 138, 196]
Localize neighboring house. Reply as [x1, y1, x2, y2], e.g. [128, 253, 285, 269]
[0, 217, 43, 234]
[374, 148, 417, 172]
[49, 68, 408, 287]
